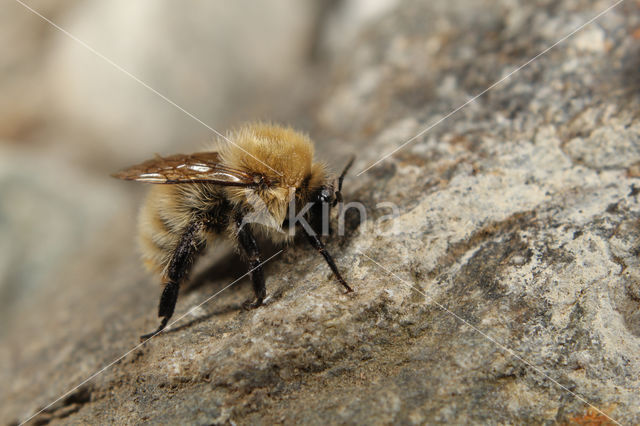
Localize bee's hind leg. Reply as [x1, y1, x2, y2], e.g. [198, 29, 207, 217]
[235, 215, 265, 310]
[140, 220, 205, 341]
[140, 281, 179, 340]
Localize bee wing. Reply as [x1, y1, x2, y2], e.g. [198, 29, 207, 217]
[112, 152, 261, 186]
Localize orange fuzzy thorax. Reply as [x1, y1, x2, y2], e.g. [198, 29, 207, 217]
[221, 123, 327, 230]
[221, 122, 318, 186]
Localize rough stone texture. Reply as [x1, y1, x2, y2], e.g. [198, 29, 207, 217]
[2, 0, 640, 424]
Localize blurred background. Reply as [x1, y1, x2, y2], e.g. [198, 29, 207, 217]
[0, 0, 398, 336]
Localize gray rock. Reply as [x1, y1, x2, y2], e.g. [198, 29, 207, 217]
[2, 0, 640, 424]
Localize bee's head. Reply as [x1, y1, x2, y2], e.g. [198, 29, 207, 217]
[305, 156, 354, 236]
[300, 184, 331, 237]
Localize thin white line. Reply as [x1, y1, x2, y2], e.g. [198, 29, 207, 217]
[19, 250, 283, 426]
[13, 0, 283, 176]
[357, 0, 625, 176]
[358, 251, 621, 425]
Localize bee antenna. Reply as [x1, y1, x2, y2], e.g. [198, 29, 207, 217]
[334, 155, 355, 206]
[338, 155, 355, 193]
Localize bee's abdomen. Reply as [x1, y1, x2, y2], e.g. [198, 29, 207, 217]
[137, 185, 206, 277]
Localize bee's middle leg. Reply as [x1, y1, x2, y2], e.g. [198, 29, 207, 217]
[235, 216, 265, 309]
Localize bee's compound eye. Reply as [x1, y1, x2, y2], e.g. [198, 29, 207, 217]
[316, 186, 334, 204]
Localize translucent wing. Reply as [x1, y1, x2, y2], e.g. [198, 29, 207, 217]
[112, 152, 262, 186]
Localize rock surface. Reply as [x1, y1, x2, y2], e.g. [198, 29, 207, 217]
[2, 0, 640, 424]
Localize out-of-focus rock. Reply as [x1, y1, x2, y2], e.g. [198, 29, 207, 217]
[2, 0, 640, 424]
[0, 0, 77, 140]
[314, 0, 399, 59]
[0, 146, 129, 332]
[46, 0, 319, 162]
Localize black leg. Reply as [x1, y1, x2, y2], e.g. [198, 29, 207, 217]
[303, 228, 352, 293]
[333, 154, 355, 206]
[235, 215, 266, 309]
[141, 220, 205, 340]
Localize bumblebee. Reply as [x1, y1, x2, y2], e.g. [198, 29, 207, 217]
[113, 123, 353, 339]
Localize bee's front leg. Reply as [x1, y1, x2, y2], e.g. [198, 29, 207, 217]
[303, 228, 352, 293]
[235, 214, 265, 309]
